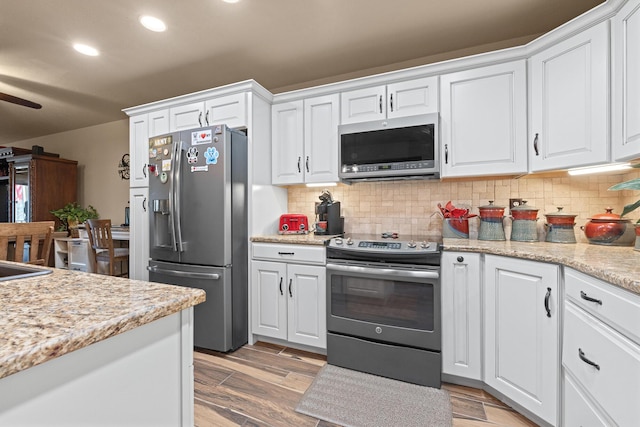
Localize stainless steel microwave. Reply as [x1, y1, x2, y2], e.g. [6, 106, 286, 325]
[338, 113, 439, 182]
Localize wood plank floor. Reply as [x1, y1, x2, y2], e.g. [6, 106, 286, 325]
[194, 342, 538, 427]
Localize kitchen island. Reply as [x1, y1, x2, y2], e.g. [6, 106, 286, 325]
[0, 264, 205, 426]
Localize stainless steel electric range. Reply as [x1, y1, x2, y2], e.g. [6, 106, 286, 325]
[326, 234, 442, 388]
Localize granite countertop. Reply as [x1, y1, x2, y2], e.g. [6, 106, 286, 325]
[443, 238, 640, 295]
[251, 233, 337, 245]
[0, 266, 206, 380]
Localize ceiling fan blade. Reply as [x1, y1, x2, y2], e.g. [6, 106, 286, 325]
[0, 92, 42, 109]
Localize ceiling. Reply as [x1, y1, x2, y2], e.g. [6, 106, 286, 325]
[0, 0, 604, 145]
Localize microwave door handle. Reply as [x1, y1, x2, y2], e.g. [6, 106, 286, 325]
[327, 262, 439, 280]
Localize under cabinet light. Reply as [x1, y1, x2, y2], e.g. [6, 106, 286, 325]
[306, 182, 338, 188]
[567, 163, 631, 176]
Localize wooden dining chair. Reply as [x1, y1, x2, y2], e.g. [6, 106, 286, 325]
[86, 219, 129, 277]
[0, 221, 54, 265]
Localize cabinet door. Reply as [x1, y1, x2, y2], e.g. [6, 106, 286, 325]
[613, 0, 640, 161]
[129, 187, 149, 281]
[530, 21, 609, 171]
[251, 260, 288, 340]
[205, 93, 247, 129]
[340, 85, 386, 124]
[169, 102, 205, 131]
[484, 255, 559, 425]
[304, 94, 339, 183]
[441, 252, 482, 380]
[287, 264, 326, 349]
[272, 101, 304, 185]
[148, 109, 169, 137]
[387, 77, 439, 119]
[440, 61, 527, 177]
[129, 115, 149, 187]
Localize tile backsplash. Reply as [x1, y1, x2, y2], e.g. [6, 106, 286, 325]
[287, 170, 640, 242]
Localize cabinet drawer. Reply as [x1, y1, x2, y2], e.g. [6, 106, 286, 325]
[563, 302, 640, 426]
[565, 268, 640, 344]
[563, 372, 610, 427]
[252, 243, 325, 265]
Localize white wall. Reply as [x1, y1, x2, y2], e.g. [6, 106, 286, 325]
[9, 119, 130, 224]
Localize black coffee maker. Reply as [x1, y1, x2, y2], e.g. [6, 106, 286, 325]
[314, 189, 344, 235]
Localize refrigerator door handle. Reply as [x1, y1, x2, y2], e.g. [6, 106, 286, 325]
[172, 138, 184, 252]
[147, 265, 221, 280]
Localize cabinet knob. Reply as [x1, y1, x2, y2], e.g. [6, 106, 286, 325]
[457, 256, 464, 262]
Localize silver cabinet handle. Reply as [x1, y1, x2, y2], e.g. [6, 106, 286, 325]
[205, 110, 210, 126]
[143, 164, 148, 178]
[445, 144, 449, 164]
[142, 197, 147, 212]
[306, 156, 309, 173]
[198, 112, 203, 127]
[297, 156, 301, 173]
[533, 133, 539, 156]
[390, 93, 394, 112]
[379, 95, 382, 113]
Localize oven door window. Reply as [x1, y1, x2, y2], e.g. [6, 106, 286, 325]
[330, 274, 434, 331]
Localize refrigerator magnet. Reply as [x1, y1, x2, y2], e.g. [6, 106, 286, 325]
[191, 129, 212, 145]
[204, 147, 219, 165]
[162, 159, 171, 171]
[187, 147, 198, 164]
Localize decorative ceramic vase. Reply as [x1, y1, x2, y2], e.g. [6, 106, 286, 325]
[510, 201, 539, 242]
[478, 201, 506, 241]
[545, 207, 577, 243]
[581, 208, 635, 246]
[443, 217, 469, 239]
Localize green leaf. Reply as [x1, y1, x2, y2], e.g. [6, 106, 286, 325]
[621, 199, 640, 217]
[609, 178, 640, 191]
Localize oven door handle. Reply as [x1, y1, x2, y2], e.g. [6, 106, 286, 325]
[327, 263, 439, 280]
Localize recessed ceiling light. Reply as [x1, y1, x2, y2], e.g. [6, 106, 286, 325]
[139, 15, 167, 32]
[223, 0, 240, 3]
[73, 43, 99, 56]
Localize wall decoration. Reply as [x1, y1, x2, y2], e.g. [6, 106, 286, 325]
[118, 153, 130, 180]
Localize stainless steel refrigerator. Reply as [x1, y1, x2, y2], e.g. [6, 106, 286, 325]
[147, 124, 247, 352]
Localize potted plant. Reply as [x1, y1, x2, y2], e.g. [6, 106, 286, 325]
[608, 164, 640, 250]
[50, 202, 99, 235]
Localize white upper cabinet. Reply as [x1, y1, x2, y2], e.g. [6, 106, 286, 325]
[129, 115, 149, 187]
[440, 60, 528, 178]
[169, 101, 206, 131]
[529, 21, 610, 171]
[148, 109, 169, 137]
[304, 94, 340, 183]
[272, 94, 340, 185]
[613, 0, 640, 161]
[169, 93, 247, 132]
[340, 77, 438, 124]
[205, 93, 247, 129]
[272, 101, 304, 185]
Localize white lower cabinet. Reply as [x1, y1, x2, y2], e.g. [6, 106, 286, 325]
[129, 187, 149, 281]
[562, 268, 640, 426]
[441, 252, 482, 380]
[484, 255, 559, 425]
[251, 243, 326, 349]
